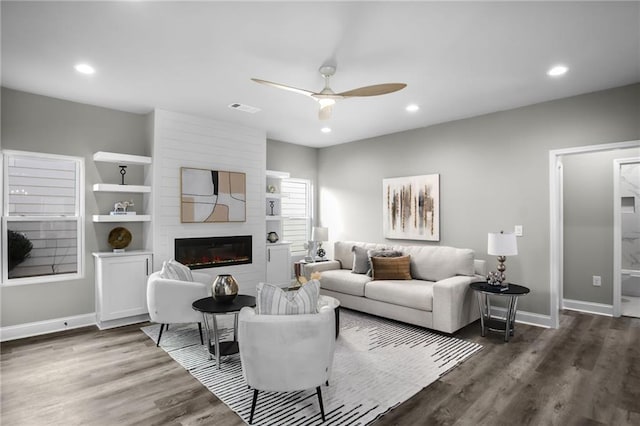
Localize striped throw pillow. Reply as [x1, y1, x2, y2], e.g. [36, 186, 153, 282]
[256, 280, 320, 315]
[160, 259, 193, 282]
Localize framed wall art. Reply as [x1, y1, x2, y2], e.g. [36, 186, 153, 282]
[181, 167, 246, 223]
[383, 174, 440, 241]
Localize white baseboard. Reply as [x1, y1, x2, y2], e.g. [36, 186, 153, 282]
[0, 313, 97, 342]
[96, 314, 149, 330]
[562, 299, 613, 316]
[489, 307, 553, 328]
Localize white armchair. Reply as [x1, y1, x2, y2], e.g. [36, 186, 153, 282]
[146, 270, 210, 346]
[238, 306, 336, 424]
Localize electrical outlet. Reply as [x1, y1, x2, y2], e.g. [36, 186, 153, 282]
[593, 275, 602, 287]
[515, 225, 523, 236]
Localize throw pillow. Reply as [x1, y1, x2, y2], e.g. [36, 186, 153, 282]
[160, 259, 193, 281]
[256, 279, 320, 315]
[370, 255, 412, 280]
[366, 249, 404, 276]
[351, 245, 370, 274]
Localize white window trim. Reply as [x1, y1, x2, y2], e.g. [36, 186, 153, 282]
[2, 150, 85, 286]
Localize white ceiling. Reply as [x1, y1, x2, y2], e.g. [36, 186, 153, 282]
[2, 1, 639, 148]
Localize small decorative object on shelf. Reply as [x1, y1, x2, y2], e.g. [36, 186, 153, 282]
[267, 184, 276, 193]
[108, 227, 132, 253]
[111, 200, 136, 215]
[212, 274, 239, 304]
[119, 165, 127, 185]
[267, 231, 279, 243]
[268, 200, 275, 216]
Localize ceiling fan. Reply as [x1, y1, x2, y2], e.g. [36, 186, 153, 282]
[251, 65, 407, 120]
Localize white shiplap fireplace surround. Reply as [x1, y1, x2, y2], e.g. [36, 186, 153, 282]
[148, 109, 267, 296]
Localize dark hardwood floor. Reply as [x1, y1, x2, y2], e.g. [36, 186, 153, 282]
[2, 310, 639, 425]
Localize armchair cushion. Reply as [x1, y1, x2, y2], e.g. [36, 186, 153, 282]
[160, 259, 193, 282]
[257, 280, 320, 315]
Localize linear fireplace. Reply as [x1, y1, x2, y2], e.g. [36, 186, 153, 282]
[175, 235, 252, 269]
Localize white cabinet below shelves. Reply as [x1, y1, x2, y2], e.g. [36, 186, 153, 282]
[266, 243, 291, 288]
[93, 251, 152, 329]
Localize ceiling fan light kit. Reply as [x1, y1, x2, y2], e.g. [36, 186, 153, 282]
[252, 65, 406, 120]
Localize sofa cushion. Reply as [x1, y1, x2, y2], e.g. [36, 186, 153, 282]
[351, 245, 370, 274]
[365, 279, 434, 311]
[256, 280, 320, 315]
[371, 255, 412, 280]
[396, 245, 475, 281]
[160, 259, 193, 282]
[320, 269, 371, 297]
[334, 241, 388, 270]
[366, 248, 404, 276]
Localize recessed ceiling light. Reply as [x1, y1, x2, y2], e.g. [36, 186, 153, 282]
[321, 127, 331, 133]
[547, 65, 568, 77]
[74, 63, 95, 75]
[406, 104, 420, 112]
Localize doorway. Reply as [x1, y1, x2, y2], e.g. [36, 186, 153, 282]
[614, 158, 640, 318]
[549, 140, 640, 328]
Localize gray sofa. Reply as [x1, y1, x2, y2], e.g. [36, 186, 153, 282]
[303, 241, 487, 334]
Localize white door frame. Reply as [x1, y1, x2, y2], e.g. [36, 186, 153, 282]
[613, 156, 640, 317]
[549, 140, 640, 328]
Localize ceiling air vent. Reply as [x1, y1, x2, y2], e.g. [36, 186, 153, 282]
[228, 103, 261, 114]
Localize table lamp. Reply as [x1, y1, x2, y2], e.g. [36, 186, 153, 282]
[487, 231, 518, 287]
[311, 226, 329, 260]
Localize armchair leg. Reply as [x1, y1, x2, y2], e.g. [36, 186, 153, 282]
[316, 386, 326, 422]
[249, 389, 259, 424]
[156, 324, 165, 347]
[198, 322, 204, 345]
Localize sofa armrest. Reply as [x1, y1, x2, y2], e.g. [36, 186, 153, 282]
[432, 275, 480, 334]
[302, 260, 341, 278]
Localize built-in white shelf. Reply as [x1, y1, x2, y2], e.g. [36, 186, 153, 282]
[266, 170, 290, 179]
[93, 151, 152, 165]
[266, 216, 283, 221]
[92, 215, 151, 222]
[265, 193, 282, 199]
[93, 183, 151, 193]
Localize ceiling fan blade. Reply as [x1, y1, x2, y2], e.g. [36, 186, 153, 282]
[318, 104, 333, 121]
[337, 83, 407, 98]
[251, 78, 314, 97]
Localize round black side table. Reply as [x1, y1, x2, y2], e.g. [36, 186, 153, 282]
[469, 282, 530, 342]
[192, 295, 256, 369]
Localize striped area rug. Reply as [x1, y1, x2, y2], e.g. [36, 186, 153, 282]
[141, 309, 482, 425]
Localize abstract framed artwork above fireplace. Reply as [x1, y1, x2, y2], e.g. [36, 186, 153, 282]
[175, 235, 252, 269]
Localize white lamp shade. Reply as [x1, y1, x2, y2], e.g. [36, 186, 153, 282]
[488, 232, 518, 256]
[311, 226, 328, 242]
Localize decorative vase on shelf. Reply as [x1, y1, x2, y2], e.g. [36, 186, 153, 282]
[212, 274, 239, 304]
[267, 231, 279, 243]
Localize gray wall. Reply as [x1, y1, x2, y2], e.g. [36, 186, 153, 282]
[563, 147, 640, 304]
[1, 88, 148, 327]
[317, 84, 640, 316]
[267, 138, 319, 223]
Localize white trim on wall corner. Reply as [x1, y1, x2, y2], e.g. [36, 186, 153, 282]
[562, 299, 614, 317]
[0, 313, 96, 342]
[488, 307, 553, 329]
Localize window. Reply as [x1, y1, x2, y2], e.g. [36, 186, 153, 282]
[2, 150, 84, 284]
[280, 178, 312, 256]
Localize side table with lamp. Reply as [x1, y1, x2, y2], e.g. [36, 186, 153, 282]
[470, 231, 530, 342]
